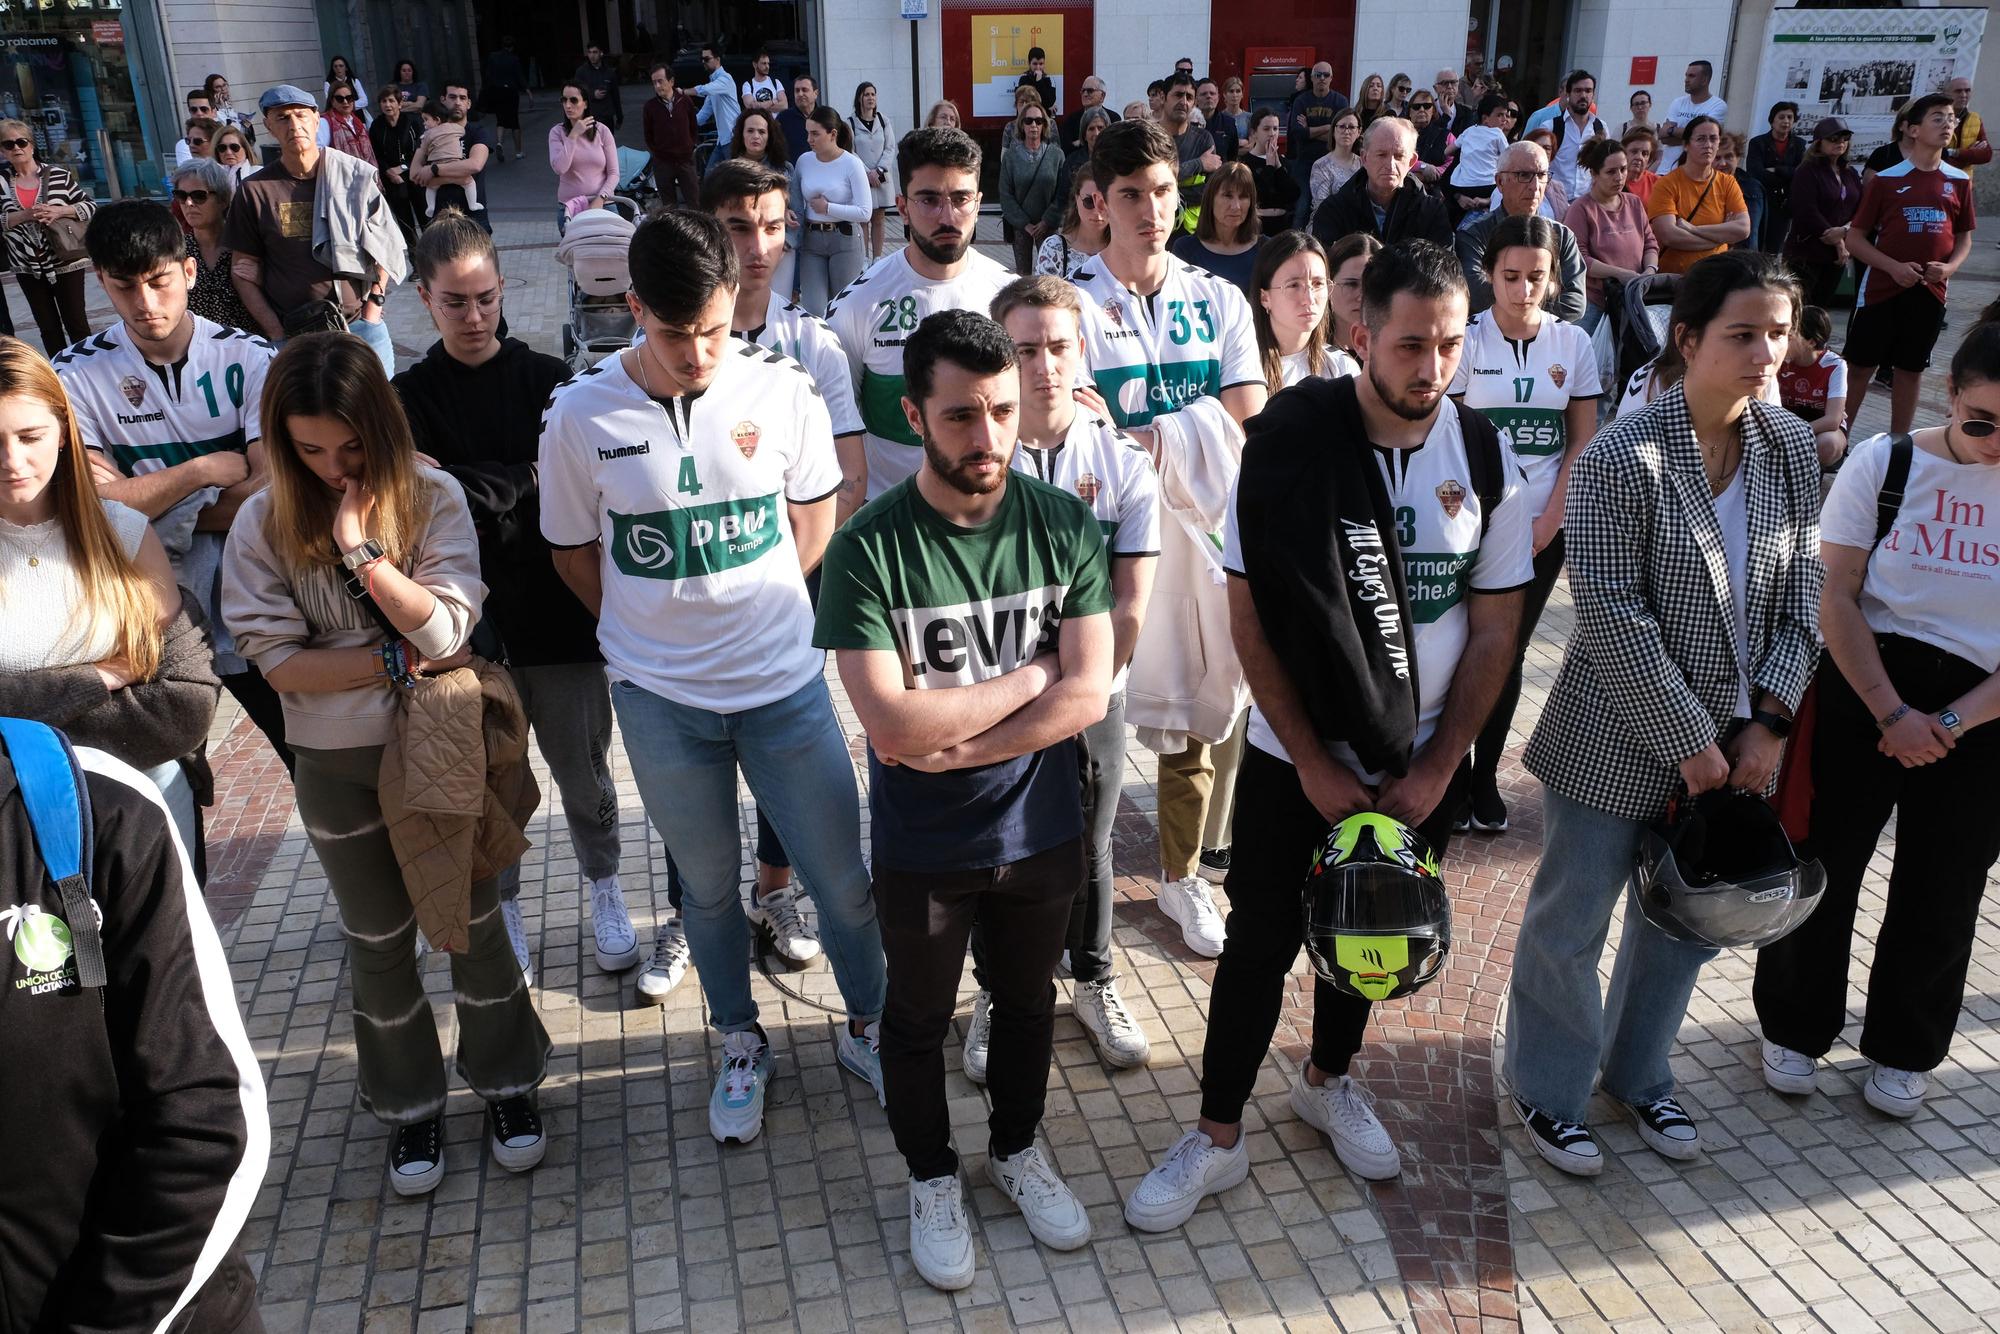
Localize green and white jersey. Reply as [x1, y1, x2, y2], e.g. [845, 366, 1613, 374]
[814, 473, 1112, 871]
[1013, 410, 1162, 692]
[824, 247, 1015, 500]
[635, 291, 864, 438]
[55, 317, 271, 491]
[1280, 347, 1361, 388]
[1447, 312, 1601, 520]
[1223, 405, 1534, 781]
[1070, 252, 1261, 427]
[539, 342, 841, 712]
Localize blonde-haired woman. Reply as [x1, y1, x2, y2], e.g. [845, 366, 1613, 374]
[0, 121, 94, 353]
[222, 333, 550, 1198]
[924, 100, 962, 130]
[0, 337, 215, 854]
[212, 123, 259, 182]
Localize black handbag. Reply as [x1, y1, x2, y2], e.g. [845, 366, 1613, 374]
[282, 298, 349, 337]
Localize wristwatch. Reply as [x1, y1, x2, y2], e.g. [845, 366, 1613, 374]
[340, 537, 385, 571]
[1941, 709, 1966, 738]
[1750, 708, 1792, 738]
[364, 289, 386, 308]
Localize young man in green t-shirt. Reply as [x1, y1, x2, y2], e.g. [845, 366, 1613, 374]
[814, 310, 1114, 1292]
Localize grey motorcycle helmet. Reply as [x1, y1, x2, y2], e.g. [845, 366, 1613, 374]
[1635, 789, 1826, 949]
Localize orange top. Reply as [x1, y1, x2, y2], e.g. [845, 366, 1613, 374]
[1645, 167, 1748, 274]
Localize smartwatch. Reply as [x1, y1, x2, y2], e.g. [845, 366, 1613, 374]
[340, 537, 386, 571]
[1941, 709, 1965, 738]
[1750, 708, 1792, 739]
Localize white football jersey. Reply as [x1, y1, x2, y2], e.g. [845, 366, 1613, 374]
[1449, 312, 1602, 519]
[1070, 253, 1262, 427]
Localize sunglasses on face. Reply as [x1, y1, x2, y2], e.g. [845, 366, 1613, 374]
[172, 189, 212, 204]
[1022, 116, 1046, 125]
[217, 142, 246, 154]
[332, 95, 354, 104]
[0, 139, 28, 150]
[188, 136, 209, 147]
[1960, 418, 1998, 439]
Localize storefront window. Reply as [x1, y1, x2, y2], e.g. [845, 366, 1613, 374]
[0, 4, 153, 198]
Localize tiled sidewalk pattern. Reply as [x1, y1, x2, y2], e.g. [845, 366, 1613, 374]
[164, 153, 2000, 1332]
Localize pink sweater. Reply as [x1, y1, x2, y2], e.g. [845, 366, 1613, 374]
[1563, 190, 1660, 310]
[548, 123, 620, 204]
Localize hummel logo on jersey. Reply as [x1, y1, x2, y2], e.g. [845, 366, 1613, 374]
[1471, 366, 1503, 375]
[597, 442, 651, 461]
[890, 586, 1068, 686]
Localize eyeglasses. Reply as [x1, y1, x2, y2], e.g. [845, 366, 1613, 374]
[1503, 169, 1550, 183]
[563, 95, 585, 104]
[426, 289, 501, 320]
[216, 142, 246, 154]
[1959, 418, 1998, 439]
[172, 189, 212, 204]
[187, 137, 209, 147]
[908, 189, 978, 213]
[0, 139, 29, 150]
[1437, 78, 1459, 86]
[1334, 277, 1363, 293]
[1499, 109, 1518, 119]
[1271, 277, 1329, 297]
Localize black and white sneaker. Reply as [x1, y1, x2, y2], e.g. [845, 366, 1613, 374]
[389, 1114, 446, 1196]
[1468, 782, 1509, 833]
[1620, 1095, 1700, 1161]
[1515, 1096, 1602, 1177]
[1197, 847, 1231, 883]
[487, 1095, 547, 1172]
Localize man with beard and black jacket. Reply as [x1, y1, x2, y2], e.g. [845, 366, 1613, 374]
[391, 210, 644, 988]
[1312, 117, 1452, 250]
[0, 721, 269, 1333]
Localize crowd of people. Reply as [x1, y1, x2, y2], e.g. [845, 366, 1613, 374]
[2, 45, 1995, 1328]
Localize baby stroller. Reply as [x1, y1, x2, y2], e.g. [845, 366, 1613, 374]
[555, 197, 640, 373]
[616, 146, 659, 214]
[1607, 271, 1682, 393]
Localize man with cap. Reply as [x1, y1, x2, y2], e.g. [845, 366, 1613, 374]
[222, 84, 405, 373]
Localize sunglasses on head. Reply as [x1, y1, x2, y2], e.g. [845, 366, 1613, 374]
[172, 189, 212, 204]
[0, 138, 29, 150]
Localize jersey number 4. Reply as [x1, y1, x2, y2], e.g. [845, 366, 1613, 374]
[196, 366, 246, 417]
[1167, 300, 1214, 346]
[677, 457, 703, 496]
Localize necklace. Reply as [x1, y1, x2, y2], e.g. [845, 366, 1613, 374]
[1942, 423, 1969, 466]
[0, 517, 58, 568]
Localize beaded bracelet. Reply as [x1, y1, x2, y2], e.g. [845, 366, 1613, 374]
[381, 638, 419, 690]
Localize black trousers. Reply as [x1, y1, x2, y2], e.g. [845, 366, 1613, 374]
[1789, 257, 1845, 311]
[1471, 531, 1565, 786]
[1199, 745, 1460, 1124]
[220, 664, 294, 776]
[877, 837, 1083, 1180]
[20, 270, 88, 354]
[1754, 635, 2000, 1073]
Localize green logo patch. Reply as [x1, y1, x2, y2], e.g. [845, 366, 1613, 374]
[610, 493, 782, 580]
[1091, 360, 1222, 428]
[860, 369, 922, 447]
[1480, 406, 1566, 457]
[1402, 551, 1473, 623]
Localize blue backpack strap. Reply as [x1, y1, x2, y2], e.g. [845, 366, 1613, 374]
[0, 717, 105, 990]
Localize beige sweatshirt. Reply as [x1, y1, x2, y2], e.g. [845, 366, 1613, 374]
[221, 468, 486, 749]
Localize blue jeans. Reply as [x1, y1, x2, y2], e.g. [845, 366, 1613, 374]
[610, 673, 885, 1032]
[350, 313, 395, 377]
[1504, 787, 1719, 1120]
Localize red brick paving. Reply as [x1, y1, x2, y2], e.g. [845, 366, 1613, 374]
[201, 711, 295, 928]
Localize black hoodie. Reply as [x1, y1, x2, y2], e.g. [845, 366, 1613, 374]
[393, 337, 601, 668]
[0, 736, 266, 1332]
[1310, 168, 1453, 251]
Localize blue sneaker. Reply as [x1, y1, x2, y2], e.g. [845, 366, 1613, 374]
[709, 1027, 773, 1144]
[838, 1020, 885, 1106]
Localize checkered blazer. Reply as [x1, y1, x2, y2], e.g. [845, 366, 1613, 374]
[1523, 383, 1824, 823]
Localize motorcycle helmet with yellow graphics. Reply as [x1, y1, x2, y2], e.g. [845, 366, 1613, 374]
[1302, 813, 1451, 1002]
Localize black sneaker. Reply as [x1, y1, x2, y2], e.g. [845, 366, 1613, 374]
[1469, 782, 1509, 833]
[488, 1095, 547, 1172]
[1515, 1096, 1602, 1177]
[1197, 847, 1231, 883]
[389, 1114, 446, 1196]
[1620, 1095, 1699, 1161]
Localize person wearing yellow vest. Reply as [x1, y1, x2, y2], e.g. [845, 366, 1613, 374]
[1945, 77, 1989, 180]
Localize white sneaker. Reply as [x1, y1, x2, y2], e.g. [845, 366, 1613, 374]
[987, 1144, 1091, 1250]
[500, 897, 533, 987]
[1291, 1072, 1401, 1180]
[1074, 977, 1150, 1068]
[1865, 1064, 1928, 1119]
[1158, 875, 1226, 957]
[1761, 1038, 1818, 1095]
[963, 990, 992, 1085]
[747, 883, 821, 965]
[636, 919, 690, 1003]
[1124, 1129, 1249, 1233]
[838, 1020, 886, 1107]
[590, 875, 640, 971]
[909, 1174, 976, 1291]
[708, 1028, 773, 1143]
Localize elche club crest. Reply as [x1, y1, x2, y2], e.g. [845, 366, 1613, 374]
[119, 375, 147, 407]
[1435, 479, 1466, 519]
[731, 420, 761, 459]
[1102, 297, 1124, 328]
[1548, 364, 1566, 390]
[1075, 473, 1101, 505]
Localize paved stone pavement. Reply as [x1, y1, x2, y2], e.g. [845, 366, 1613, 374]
[150, 151, 2000, 1333]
